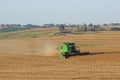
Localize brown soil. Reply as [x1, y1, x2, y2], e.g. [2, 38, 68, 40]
[0, 31, 120, 80]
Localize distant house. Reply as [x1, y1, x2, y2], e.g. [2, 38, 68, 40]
[43, 24, 55, 27]
[0, 24, 8, 29]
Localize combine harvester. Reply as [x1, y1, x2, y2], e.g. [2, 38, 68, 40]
[60, 42, 89, 59]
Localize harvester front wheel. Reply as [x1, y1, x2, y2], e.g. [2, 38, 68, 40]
[60, 54, 67, 59]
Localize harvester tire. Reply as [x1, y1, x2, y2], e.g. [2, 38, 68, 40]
[60, 54, 66, 59]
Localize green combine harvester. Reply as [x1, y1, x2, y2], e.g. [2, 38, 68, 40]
[60, 42, 89, 59]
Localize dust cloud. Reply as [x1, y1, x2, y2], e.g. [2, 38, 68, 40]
[0, 40, 59, 56]
[36, 41, 59, 56]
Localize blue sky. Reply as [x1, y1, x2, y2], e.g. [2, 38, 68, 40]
[0, 0, 120, 25]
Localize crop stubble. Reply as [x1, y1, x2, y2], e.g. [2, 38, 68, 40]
[0, 31, 120, 80]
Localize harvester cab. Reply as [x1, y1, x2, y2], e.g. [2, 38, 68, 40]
[60, 42, 80, 59]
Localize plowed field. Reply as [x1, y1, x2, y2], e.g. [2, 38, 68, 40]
[0, 31, 120, 80]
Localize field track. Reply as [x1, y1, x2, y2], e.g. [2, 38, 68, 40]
[0, 31, 120, 80]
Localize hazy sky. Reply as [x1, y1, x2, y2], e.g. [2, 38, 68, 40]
[0, 0, 120, 25]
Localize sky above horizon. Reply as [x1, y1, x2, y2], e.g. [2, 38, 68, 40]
[0, 0, 120, 25]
